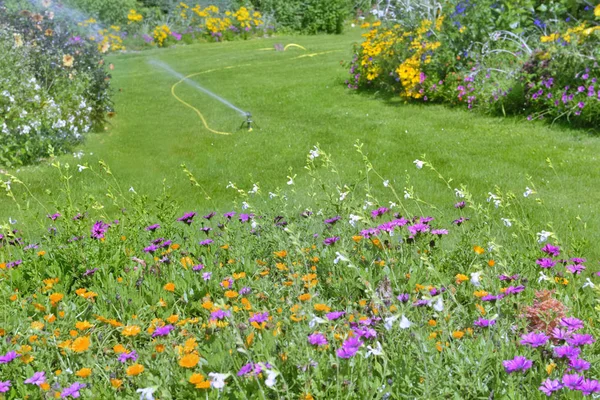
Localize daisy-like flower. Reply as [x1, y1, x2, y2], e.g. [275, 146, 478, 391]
[62, 54, 74, 68]
[307, 333, 328, 346]
[502, 356, 533, 373]
[336, 337, 363, 358]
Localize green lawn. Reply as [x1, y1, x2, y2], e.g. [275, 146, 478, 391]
[2, 30, 599, 255]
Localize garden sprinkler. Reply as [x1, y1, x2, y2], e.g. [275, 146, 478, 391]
[240, 112, 255, 132]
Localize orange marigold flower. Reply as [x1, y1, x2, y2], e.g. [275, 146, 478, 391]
[178, 353, 200, 368]
[113, 344, 127, 354]
[273, 250, 287, 258]
[473, 245, 485, 255]
[110, 378, 123, 388]
[488, 259, 495, 267]
[49, 292, 64, 306]
[126, 364, 144, 376]
[164, 282, 175, 292]
[75, 367, 92, 378]
[189, 372, 211, 389]
[121, 325, 141, 337]
[224, 290, 238, 298]
[313, 303, 331, 312]
[71, 336, 90, 352]
[167, 314, 179, 324]
[455, 274, 469, 284]
[452, 331, 465, 339]
[75, 321, 93, 331]
[298, 293, 311, 301]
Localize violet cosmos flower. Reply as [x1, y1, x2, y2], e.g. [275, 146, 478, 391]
[561, 317, 584, 331]
[536, 258, 556, 268]
[90, 220, 110, 240]
[498, 274, 519, 282]
[308, 333, 328, 346]
[566, 264, 586, 274]
[580, 379, 600, 396]
[210, 309, 231, 320]
[144, 244, 159, 254]
[361, 228, 380, 238]
[541, 244, 560, 257]
[567, 334, 595, 347]
[223, 211, 236, 219]
[47, 212, 61, 221]
[117, 351, 138, 363]
[407, 223, 430, 236]
[397, 293, 410, 303]
[502, 356, 533, 373]
[336, 336, 363, 358]
[571, 257, 586, 264]
[177, 212, 196, 225]
[152, 325, 175, 338]
[199, 239, 213, 246]
[203, 211, 216, 220]
[0, 380, 10, 393]
[325, 311, 345, 321]
[552, 328, 572, 341]
[539, 378, 563, 396]
[0, 351, 18, 364]
[568, 358, 590, 372]
[24, 371, 46, 386]
[249, 312, 269, 324]
[554, 345, 581, 360]
[324, 216, 341, 225]
[323, 237, 339, 246]
[239, 214, 253, 223]
[520, 332, 550, 347]
[562, 374, 584, 390]
[61, 382, 86, 398]
[474, 318, 496, 328]
[145, 224, 160, 231]
[481, 294, 505, 302]
[353, 327, 377, 339]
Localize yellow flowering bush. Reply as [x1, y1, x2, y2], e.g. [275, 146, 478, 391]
[127, 9, 143, 24]
[153, 25, 171, 47]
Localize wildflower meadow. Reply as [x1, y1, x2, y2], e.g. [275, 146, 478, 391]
[2, 0, 600, 399]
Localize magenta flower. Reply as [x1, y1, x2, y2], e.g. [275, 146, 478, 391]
[152, 324, 174, 337]
[505, 285, 525, 295]
[249, 312, 269, 324]
[61, 382, 86, 398]
[117, 350, 138, 363]
[177, 212, 196, 225]
[539, 378, 563, 396]
[145, 224, 160, 231]
[568, 358, 590, 372]
[396, 293, 410, 302]
[308, 333, 328, 346]
[562, 374, 584, 390]
[502, 356, 533, 373]
[567, 334, 595, 347]
[561, 317, 584, 331]
[326, 311, 345, 320]
[541, 244, 560, 256]
[0, 351, 18, 364]
[0, 380, 10, 393]
[520, 332, 549, 347]
[210, 309, 230, 320]
[323, 236, 340, 246]
[474, 318, 496, 327]
[536, 258, 556, 268]
[407, 223, 430, 236]
[90, 220, 110, 239]
[199, 239, 214, 246]
[324, 216, 341, 225]
[192, 264, 204, 271]
[24, 371, 46, 386]
[554, 345, 581, 360]
[336, 337, 363, 358]
[566, 264, 586, 274]
[580, 379, 600, 395]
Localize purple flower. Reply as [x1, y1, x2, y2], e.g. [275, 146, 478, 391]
[200, 227, 212, 235]
[336, 337, 363, 358]
[237, 363, 254, 376]
[61, 382, 86, 398]
[396, 293, 410, 303]
[567, 334, 595, 347]
[407, 223, 430, 236]
[203, 272, 212, 281]
[192, 264, 204, 271]
[520, 332, 549, 347]
[539, 378, 563, 396]
[117, 350, 138, 363]
[210, 309, 230, 320]
[566, 264, 586, 274]
[0, 380, 10, 393]
[323, 237, 340, 246]
[580, 379, 600, 396]
[541, 244, 560, 256]
[454, 201, 465, 209]
[326, 311, 345, 320]
[177, 212, 196, 225]
[224, 211, 236, 219]
[145, 224, 160, 231]
[0, 351, 18, 364]
[239, 287, 251, 295]
[554, 345, 581, 360]
[571, 257, 586, 264]
[24, 371, 46, 386]
[324, 216, 341, 225]
[552, 328, 572, 341]
[83, 268, 98, 277]
[199, 239, 214, 246]
[308, 333, 328, 346]
[561, 317, 584, 331]
[481, 294, 504, 302]
[562, 374, 584, 390]
[502, 356, 533, 373]
[536, 258, 556, 268]
[371, 207, 389, 219]
[498, 274, 519, 282]
[152, 324, 175, 337]
[568, 358, 590, 372]
[452, 217, 469, 225]
[144, 244, 159, 253]
[249, 312, 269, 324]
[90, 221, 110, 240]
[474, 318, 496, 327]
[505, 285, 525, 295]
[430, 229, 448, 236]
[203, 212, 216, 220]
[6, 260, 22, 269]
[47, 213, 61, 221]
[412, 299, 429, 307]
[239, 214, 254, 223]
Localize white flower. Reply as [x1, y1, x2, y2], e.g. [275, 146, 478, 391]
[523, 187, 534, 197]
[389, 202, 396, 208]
[286, 176, 294, 185]
[4, 180, 11, 191]
[432, 297, 444, 312]
[362, 200, 373, 210]
[487, 193, 501, 208]
[384, 315, 398, 331]
[333, 252, 350, 265]
[383, 180, 389, 187]
[537, 230, 552, 243]
[242, 201, 250, 210]
[268, 192, 277, 199]
[501, 218, 512, 227]
[136, 387, 156, 400]
[264, 369, 278, 387]
[538, 271, 551, 283]
[365, 341, 384, 357]
[339, 191, 348, 201]
[470, 272, 483, 287]
[582, 278, 596, 289]
[248, 184, 259, 194]
[413, 159, 424, 169]
[77, 164, 87, 172]
[309, 146, 320, 160]
[251, 220, 258, 229]
[348, 214, 361, 227]
[226, 181, 235, 189]
[9, 217, 17, 225]
[403, 190, 412, 199]
[129, 187, 136, 193]
[208, 373, 228, 389]
[399, 315, 412, 329]
[454, 188, 465, 198]
[308, 315, 326, 328]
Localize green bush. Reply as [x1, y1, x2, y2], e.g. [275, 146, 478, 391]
[64, 0, 136, 25]
[249, 0, 349, 33]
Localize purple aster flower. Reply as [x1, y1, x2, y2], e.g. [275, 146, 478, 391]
[237, 363, 254, 376]
[430, 229, 448, 236]
[160, 240, 172, 248]
[203, 212, 216, 220]
[554, 345, 581, 360]
[325, 311, 345, 320]
[567, 334, 595, 347]
[308, 333, 328, 346]
[562, 374, 584, 390]
[397, 293, 410, 302]
[203, 272, 212, 281]
[83, 268, 98, 277]
[90, 221, 110, 240]
[353, 327, 377, 339]
[152, 324, 174, 337]
[361, 228, 380, 238]
[145, 224, 160, 231]
[0, 351, 18, 364]
[498, 274, 519, 282]
[336, 336, 363, 358]
[324, 216, 341, 225]
[454, 201, 466, 209]
[200, 227, 212, 235]
[566, 264, 586, 274]
[117, 350, 138, 363]
[502, 356, 533, 373]
[239, 214, 254, 223]
[47, 213, 61, 221]
[224, 211, 236, 219]
[199, 239, 213, 246]
[580, 379, 600, 396]
[210, 309, 231, 320]
[144, 244, 159, 253]
[536, 258, 556, 268]
[505, 285, 525, 295]
[0, 380, 10, 393]
[6, 260, 22, 269]
[177, 212, 196, 225]
[323, 237, 340, 246]
[371, 207, 389, 219]
[453, 217, 469, 225]
[561, 317, 584, 331]
[571, 257, 586, 264]
[61, 382, 86, 398]
[552, 328, 572, 341]
[249, 312, 269, 323]
[520, 332, 549, 347]
[568, 358, 590, 372]
[24, 371, 46, 386]
[474, 318, 496, 327]
[539, 378, 563, 396]
[407, 223, 430, 236]
[239, 287, 251, 295]
[192, 264, 204, 271]
[481, 294, 505, 302]
[541, 244, 560, 256]
[412, 299, 429, 307]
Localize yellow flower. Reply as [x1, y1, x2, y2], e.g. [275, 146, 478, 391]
[62, 54, 74, 68]
[313, 303, 331, 312]
[473, 245, 485, 255]
[595, 4, 600, 17]
[455, 274, 469, 284]
[75, 321, 93, 331]
[178, 353, 200, 368]
[121, 325, 141, 337]
[71, 336, 90, 352]
[110, 378, 123, 388]
[49, 292, 64, 306]
[452, 331, 464, 339]
[75, 367, 92, 378]
[189, 373, 211, 389]
[164, 282, 175, 292]
[298, 293, 311, 301]
[126, 364, 144, 376]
